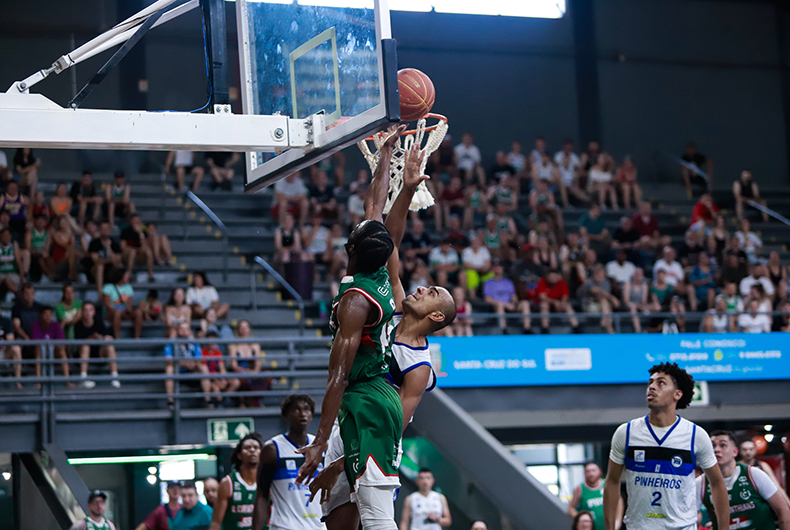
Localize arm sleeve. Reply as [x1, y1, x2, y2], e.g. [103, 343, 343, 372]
[609, 423, 628, 464]
[208, 287, 219, 304]
[694, 427, 718, 469]
[748, 466, 778, 500]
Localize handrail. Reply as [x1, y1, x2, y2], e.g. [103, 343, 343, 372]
[253, 255, 306, 336]
[184, 189, 229, 280]
[747, 199, 790, 228]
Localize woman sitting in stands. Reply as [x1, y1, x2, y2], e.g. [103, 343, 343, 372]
[102, 268, 143, 339]
[186, 271, 229, 320]
[13, 148, 40, 195]
[588, 153, 617, 210]
[48, 214, 79, 282]
[274, 212, 303, 264]
[615, 155, 642, 210]
[229, 320, 269, 407]
[164, 287, 191, 337]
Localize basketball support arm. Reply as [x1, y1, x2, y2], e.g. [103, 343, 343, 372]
[0, 0, 314, 153]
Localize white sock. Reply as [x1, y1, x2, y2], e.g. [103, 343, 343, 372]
[356, 485, 398, 530]
[80, 372, 87, 378]
[111, 372, 118, 377]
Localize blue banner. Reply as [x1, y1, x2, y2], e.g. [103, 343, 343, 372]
[428, 333, 788, 388]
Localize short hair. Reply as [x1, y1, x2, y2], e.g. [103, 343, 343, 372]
[710, 430, 738, 446]
[584, 461, 601, 470]
[648, 362, 695, 409]
[431, 290, 457, 333]
[82, 170, 93, 177]
[418, 468, 433, 474]
[82, 301, 96, 311]
[181, 480, 197, 491]
[39, 305, 54, 315]
[346, 220, 394, 274]
[114, 171, 125, 179]
[230, 433, 264, 470]
[573, 511, 595, 530]
[280, 394, 316, 417]
[0, 228, 10, 236]
[206, 331, 219, 339]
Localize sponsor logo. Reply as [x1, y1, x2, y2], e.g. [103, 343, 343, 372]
[378, 286, 390, 297]
[645, 513, 667, 519]
[740, 490, 751, 501]
[738, 476, 748, 484]
[635, 450, 645, 462]
[233, 491, 242, 501]
[286, 460, 296, 470]
[714, 349, 724, 361]
[634, 476, 682, 489]
[544, 348, 592, 371]
[671, 456, 683, 468]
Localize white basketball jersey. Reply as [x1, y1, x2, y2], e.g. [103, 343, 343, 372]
[386, 313, 437, 394]
[622, 416, 699, 530]
[268, 433, 323, 530]
[408, 491, 443, 530]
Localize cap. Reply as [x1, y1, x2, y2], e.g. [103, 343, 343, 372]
[166, 480, 183, 489]
[88, 490, 107, 503]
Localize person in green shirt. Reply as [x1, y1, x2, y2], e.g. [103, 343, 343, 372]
[56, 283, 82, 340]
[569, 462, 619, 530]
[171, 481, 213, 530]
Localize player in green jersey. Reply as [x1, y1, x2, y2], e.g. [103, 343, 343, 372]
[210, 432, 264, 530]
[699, 431, 790, 530]
[295, 124, 406, 530]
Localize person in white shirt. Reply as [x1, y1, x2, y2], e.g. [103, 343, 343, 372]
[530, 136, 547, 168]
[653, 246, 698, 310]
[554, 140, 587, 205]
[302, 215, 330, 262]
[460, 234, 492, 300]
[454, 134, 484, 186]
[186, 271, 229, 319]
[164, 150, 205, 191]
[400, 469, 452, 530]
[739, 264, 775, 298]
[697, 431, 790, 530]
[737, 299, 771, 333]
[603, 362, 729, 530]
[734, 219, 763, 263]
[508, 141, 526, 174]
[347, 185, 368, 228]
[273, 172, 309, 227]
[606, 250, 636, 286]
[428, 240, 460, 288]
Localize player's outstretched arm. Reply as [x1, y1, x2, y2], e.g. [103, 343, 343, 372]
[603, 459, 624, 530]
[308, 457, 345, 504]
[251, 442, 278, 530]
[766, 488, 790, 530]
[398, 364, 432, 433]
[702, 464, 730, 530]
[209, 476, 232, 530]
[295, 292, 370, 485]
[365, 124, 407, 223]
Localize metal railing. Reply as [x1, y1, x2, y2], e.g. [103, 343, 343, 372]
[253, 255, 305, 336]
[184, 190, 229, 281]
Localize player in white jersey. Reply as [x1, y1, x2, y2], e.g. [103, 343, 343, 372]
[400, 468, 451, 530]
[305, 144, 456, 530]
[603, 362, 729, 530]
[251, 395, 323, 530]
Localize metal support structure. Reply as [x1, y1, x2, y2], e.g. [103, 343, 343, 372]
[12, 454, 21, 530]
[776, 2, 790, 185]
[570, 0, 602, 146]
[19, 453, 79, 529]
[200, 0, 229, 109]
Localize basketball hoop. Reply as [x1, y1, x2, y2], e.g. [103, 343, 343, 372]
[358, 113, 448, 213]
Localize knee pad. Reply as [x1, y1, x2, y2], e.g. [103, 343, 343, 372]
[356, 485, 398, 530]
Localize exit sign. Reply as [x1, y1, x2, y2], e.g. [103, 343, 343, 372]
[207, 418, 255, 445]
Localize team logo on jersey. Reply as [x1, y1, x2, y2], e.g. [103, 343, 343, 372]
[740, 490, 751, 500]
[286, 460, 297, 470]
[378, 285, 390, 297]
[234, 491, 242, 501]
[635, 450, 645, 462]
[739, 476, 748, 484]
[671, 456, 683, 468]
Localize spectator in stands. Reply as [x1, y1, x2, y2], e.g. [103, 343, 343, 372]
[229, 320, 267, 407]
[428, 137, 457, 181]
[443, 215, 469, 252]
[170, 481, 212, 530]
[120, 214, 155, 282]
[529, 136, 547, 168]
[402, 218, 433, 263]
[555, 140, 586, 204]
[455, 133, 485, 186]
[720, 250, 749, 287]
[734, 218, 763, 263]
[708, 215, 730, 262]
[578, 204, 610, 256]
[1, 181, 31, 242]
[49, 214, 78, 282]
[451, 286, 473, 337]
[12, 283, 43, 381]
[104, 171, 134, 227]
[681, 142, 713, 196]
[744, 284, 772, 315]
[572, 512, 595, 530]
[103, 269, 143, 339]
[0, 227, 24, 295]
[579, 141, 601, 185]
[615, 155, 642, 210]
[656, 246, 697, 310]
[767, 250, 786, 297]
[511, 243, 542, 302]
[440, 176, 465, 232]
[737, 298, 771, 333]
[165, 288, 191, 338]
[690, 193, 719, 231]
[198, 307, 233, 341]
[164, 150, 205, 192]
[74, 301, 119, 389]
[163, 321, 211, 408]
[274, 213, 303, 264]
[483, 261, 530, 334]
[559, 232, 586, 283]
[26, 214, 52, 280]
[30, 190, 48, 222]
[722, 281, 744, 323]
[689, 251, 718, 310]
[533, 235, 558, 270]
[508, 141, 526, 175]
[773, 299, 790, 331]
[482, 214, 504, 262]
[203, 331, 239, 407]
[308, 170, 338, 221]
[579, 265, 619, 334]
[187, 271, 229, 320]
[536, 268, 579, 334]
[611, 216, 640, 263]
[13, 148, 39, 195]
[702, 295, 732, 333]
[302, 214, 330, 265]
[348, 169, 369, 195]
[89, 221, 122, 293]
[0, 150, 7, 182]
[531, 151, 558, 189]
[428, 239, 460, 288]
[632, 200, 671, 253]
[463, 180, 488, 230]
[135, 480, 181, 530]
[1, 311, 22, 388]
[491, 150, 517, 184]
[69, 490, 117, 530]
[649, 269, 675, 308]
[145, 222, 172, 266]
[623, 267, 649, 333]
[461, 232, 492, 300]
[606, 249, 636, 297]
[487, 173, 518, 213]
[140, 289, 163, 322]
[56, 283, 82, 341]
[49, 182, 73, 221]
[325, 223, 348, 281]
[273, 171, 308, 227]
[678, 229, 704, 272]
[589, 154, 617, 210]
[739, 264, 774, 300]
[346, 182, 367, 228]
[31, 306, 71, 387]
[205, 152, 240, 191]
[575, 248, 599, 288]
[732, 169, 769, 222]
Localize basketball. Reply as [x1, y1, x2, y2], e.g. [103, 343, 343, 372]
[398, 68, 435, 122]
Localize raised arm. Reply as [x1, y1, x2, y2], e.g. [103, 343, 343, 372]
[251, 441, 278, 530]
[365, 125, 407, 222]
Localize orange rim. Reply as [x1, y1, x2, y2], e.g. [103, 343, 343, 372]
[364, 113, 448, 141]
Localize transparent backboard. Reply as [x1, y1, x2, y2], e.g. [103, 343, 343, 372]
[237, 0, 399, 192]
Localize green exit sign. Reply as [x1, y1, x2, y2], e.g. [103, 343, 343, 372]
[207, 418, 255, 445]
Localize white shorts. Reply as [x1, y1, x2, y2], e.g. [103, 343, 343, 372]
[590, 169, 613, 183]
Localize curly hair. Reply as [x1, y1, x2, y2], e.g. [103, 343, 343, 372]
[648, 362, 695, 410]
[280, 394, 316, 418]
[230, 432, 264, 470]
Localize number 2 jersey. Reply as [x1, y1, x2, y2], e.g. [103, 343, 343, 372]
[609, 415, 717, 530]
[268, 433, 323, 530]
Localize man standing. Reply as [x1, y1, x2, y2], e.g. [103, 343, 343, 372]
[699, 431, 790, 530]
[171, 481, 213, 530]
[203, 477, 219, 509]
[568, 462, 608, 530]
[135, 480, 181, 530]
[399, 468, 452, 530]
[69, 490, 117, 530]
[603, 362, 729, 530]
[211, 433, 263, 530]
[252, 395, 322, 530]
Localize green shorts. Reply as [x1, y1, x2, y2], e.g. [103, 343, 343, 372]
[339, 376, 403, 492]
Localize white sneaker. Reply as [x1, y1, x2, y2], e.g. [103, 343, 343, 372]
[111, 380, 121, 389]
[81, 379, 96, 389]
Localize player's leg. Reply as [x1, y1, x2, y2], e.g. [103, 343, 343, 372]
[325, 501, 360, 530]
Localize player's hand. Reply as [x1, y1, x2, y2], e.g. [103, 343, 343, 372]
[308, 459, 344, 503]
[295, 438, 327, 486]
[403, 143, 428, 191]
[381, 124, 407, 150]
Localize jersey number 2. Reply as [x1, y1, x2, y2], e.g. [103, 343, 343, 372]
[651, 491, 662, 506]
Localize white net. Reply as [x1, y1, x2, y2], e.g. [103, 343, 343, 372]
[358, 114, 449, 213]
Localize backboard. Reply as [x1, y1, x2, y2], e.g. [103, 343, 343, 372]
[236, 0, 400, 192]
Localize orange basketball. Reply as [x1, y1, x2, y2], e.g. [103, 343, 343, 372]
[398, 68, 435, 122]
[753, 435, 768, 455]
